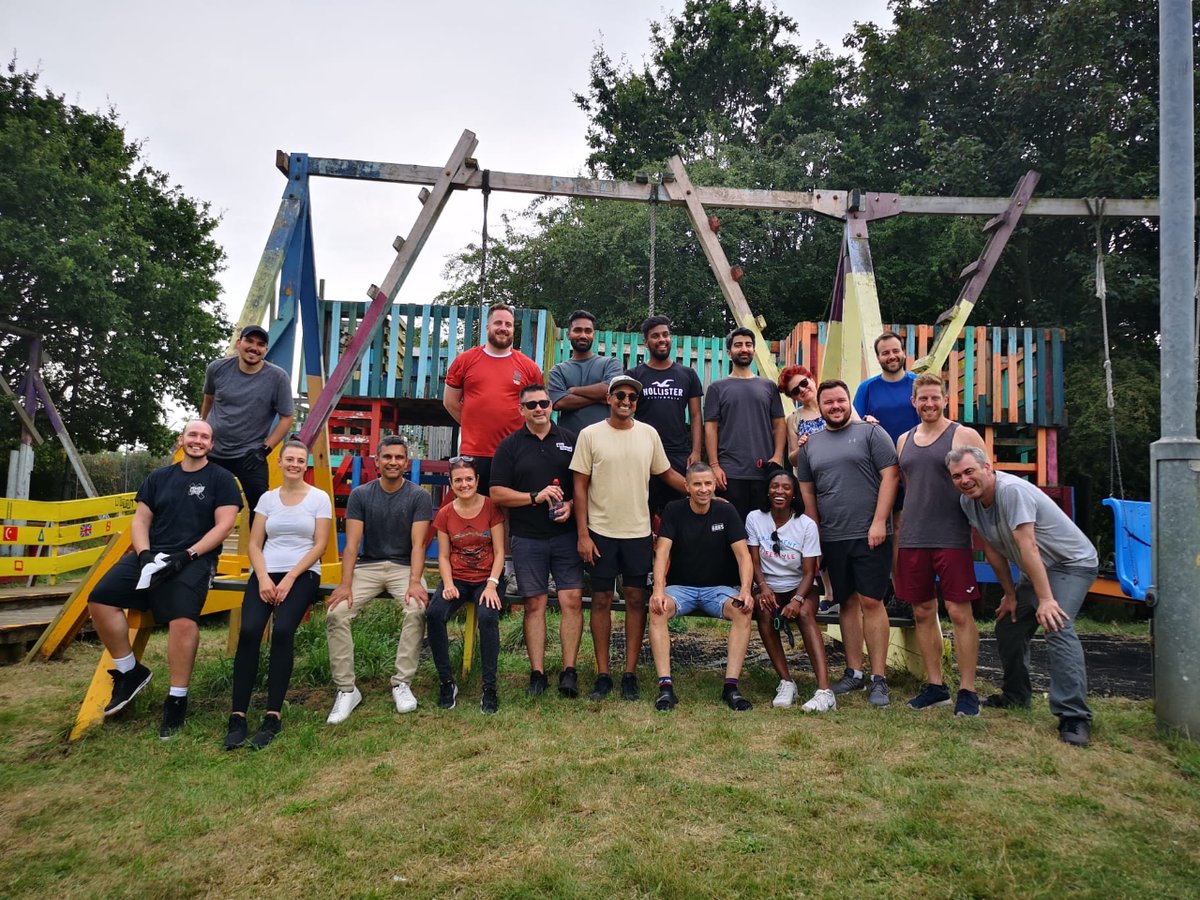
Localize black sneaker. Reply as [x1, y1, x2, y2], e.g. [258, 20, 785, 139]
[722, 685, 753, 712]
[481, 687, 499, 715]
[588, 673, 613, 701]
[907, 683, 952, 710]
[438, 680, 458, 710]
[620, 672, 640, 702]
[104, 663, 152, 716]
[654, 685, 678, 711]
[159, 695, 187, 740]
[223, 714, 249, 750]
[1059, 717, 1091, 747]
[250, 714, 281, 750]
[983, 693, 1031, 710]
[558, 668, 579, 698]
[526, 670, 548, 697]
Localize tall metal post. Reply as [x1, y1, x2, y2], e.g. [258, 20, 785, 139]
[1152, 0, 1200, 739]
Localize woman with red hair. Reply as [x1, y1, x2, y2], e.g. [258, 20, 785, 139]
[777, 365, 825, 468]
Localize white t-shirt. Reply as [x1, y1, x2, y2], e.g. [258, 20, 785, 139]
[744, 510, 822, 592]
[254, 487, 333, 574]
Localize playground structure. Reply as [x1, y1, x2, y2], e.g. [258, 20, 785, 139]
[7, 130, 1171, 738]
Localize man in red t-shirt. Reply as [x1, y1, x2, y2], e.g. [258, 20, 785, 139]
[443, 304, 544, 494]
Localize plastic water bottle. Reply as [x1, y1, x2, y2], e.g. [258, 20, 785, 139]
[549, 478, 565, 520]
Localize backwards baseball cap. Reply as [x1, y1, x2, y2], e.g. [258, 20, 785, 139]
[608, 374, 642, 394]
[240, 324, 269, 342]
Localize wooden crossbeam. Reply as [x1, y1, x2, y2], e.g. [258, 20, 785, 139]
[298, 154, 1162, 219]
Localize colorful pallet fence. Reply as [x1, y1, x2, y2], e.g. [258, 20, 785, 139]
[780, 322, 1066, 427]
[0, 494, 137, 581]
[322, 303, 559, 400]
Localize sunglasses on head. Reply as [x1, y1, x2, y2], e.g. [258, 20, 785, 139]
[612, 390, 639, 402]
[522, 399, 551, 410]
[449, 455, 475, 465]
[787, 378, 812, 398]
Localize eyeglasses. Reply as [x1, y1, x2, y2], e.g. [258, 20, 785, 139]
[770, 530, 782, 555]
[612, 390, 640, 402]
[522, 399, 551, 410]
[787, 378, 811, 398]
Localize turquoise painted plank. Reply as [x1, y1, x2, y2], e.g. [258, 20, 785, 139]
[445, 306, 461, 372]
[329, 301, 343, 374]
[1023, 328, 1034, 424]
[963, 327, 975, 424]
[415, 305, 433, 400]
[534, 310, 548, 369]
[402, 306, 417, 398]
[385, 304, 401, 399]
[1051, 329, 1065, 426]
[682, 335, 694, 371]
[1037, 330, 1049, 427]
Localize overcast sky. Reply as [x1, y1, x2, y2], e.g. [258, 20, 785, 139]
[6, 0, 892, 324]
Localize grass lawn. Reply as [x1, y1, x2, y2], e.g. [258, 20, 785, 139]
[0, 605, 1195, 899]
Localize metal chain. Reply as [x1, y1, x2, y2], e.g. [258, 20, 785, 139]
[478, 169, 491, 314]
[1089, 198, 1124, 499]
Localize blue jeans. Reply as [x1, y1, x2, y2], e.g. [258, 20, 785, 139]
[995, 563, 1097, 720]
[426, 579, 501, 690]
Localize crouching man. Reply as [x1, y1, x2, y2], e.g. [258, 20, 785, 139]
[648, 463, 755, 711]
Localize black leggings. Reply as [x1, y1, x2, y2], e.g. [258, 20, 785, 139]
[231, 570, 320, 714]
[426, 579, 501, 689]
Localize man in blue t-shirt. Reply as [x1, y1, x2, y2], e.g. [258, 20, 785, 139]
[647, 463, 755, 712]
[89, 420, 243, 738]
[852, 332, 919, 445]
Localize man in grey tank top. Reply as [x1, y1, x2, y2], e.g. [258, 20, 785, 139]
[895, 374, 987, 717]
[947, 446, 1099, 747]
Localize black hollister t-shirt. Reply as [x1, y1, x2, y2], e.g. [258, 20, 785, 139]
[136, 461, 243, 561]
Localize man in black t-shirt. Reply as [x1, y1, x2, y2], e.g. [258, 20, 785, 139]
[491, 384, 585, 698]
[628, 316, 703, 517]
[647, 463, 756, 712]
[89, 420, 242, 738]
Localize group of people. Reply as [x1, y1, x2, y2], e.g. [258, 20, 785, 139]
[89, 309, 1100, 750]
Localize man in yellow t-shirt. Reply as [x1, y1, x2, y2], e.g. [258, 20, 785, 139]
[571, 374, 688, 702]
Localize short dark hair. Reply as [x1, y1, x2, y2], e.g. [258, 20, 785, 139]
[641, 315, 672, 339]
[377, 435, 409, 454]
[519, 383, 549, 400]
[726, 327, 756, 351]
[873, 331, 904, 354]
[487, 303, 515, 322]
[567, 309, 596, 328]
[816, 379, 850, 401]
[685, 461, 714, 479]
[760, 468, 805, 518]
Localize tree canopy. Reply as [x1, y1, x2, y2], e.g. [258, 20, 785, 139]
[0, 64, 227, 456]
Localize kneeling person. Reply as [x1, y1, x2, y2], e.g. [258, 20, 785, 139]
[648, 463, 755, 711]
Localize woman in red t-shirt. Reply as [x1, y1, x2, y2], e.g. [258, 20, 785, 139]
[426, 456, 506, 713]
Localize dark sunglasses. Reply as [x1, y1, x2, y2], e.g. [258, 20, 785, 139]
[522, 399, 551, 410]
[612, 390, 640, 402]
[770, 530, 782, 555]
[787, 378, 812, 398]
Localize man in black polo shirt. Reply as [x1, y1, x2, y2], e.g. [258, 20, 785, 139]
[491, 383, 586, 698]
[647, 462, 756, 711]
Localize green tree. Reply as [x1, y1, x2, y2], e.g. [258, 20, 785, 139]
[0, 64, 227, 456]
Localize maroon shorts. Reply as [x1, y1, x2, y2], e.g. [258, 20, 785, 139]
[894, 547, 978, 603]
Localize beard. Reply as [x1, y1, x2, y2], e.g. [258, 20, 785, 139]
[570, 336, 594, 354]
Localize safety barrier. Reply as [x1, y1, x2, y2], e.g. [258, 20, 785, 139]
[0, 494, 136, 582]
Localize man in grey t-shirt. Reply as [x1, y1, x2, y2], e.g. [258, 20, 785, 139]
[947, 446, 1099, 747]
[325, 436, 433, 724]
[201, 324, 295, 517]
[796, 379, 899, 707]
[548, 309, 623, 433]
[703, 327, 785, 518]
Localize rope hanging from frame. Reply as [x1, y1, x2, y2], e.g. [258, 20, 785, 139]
[1087, 198, 1124, 499]
[477, 169, 492, 312]
[648, 181, 659, 315]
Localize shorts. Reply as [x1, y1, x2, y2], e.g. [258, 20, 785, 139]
[719, 476, 767, 520]
[587, 531, 652, 593]
[894, 547, 978, 603]
[665, 584, 740, 619]
[511, 532, 584, 597]
[822, 537, 892, 604]
[472, 456, 494, 496]
[649, 455, 688, 518]
[90, 552, 214, 623]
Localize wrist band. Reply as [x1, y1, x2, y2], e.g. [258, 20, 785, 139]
[487, 576, 500, 585]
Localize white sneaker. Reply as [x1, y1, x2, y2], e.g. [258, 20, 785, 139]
[326, 687, 362, 724]
[772, 679, 798, 708]
[392, 682, 418, 713]
[802, 688, 837, 713]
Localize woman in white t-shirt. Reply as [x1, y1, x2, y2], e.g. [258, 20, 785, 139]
[745, 468, 835, 713]
[225, 440, 331, 750]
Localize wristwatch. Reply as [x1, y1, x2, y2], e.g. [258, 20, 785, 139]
[529, 491, 540, 506]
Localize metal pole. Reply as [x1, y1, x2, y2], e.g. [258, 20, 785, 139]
[1152, 0, 1200, 739]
